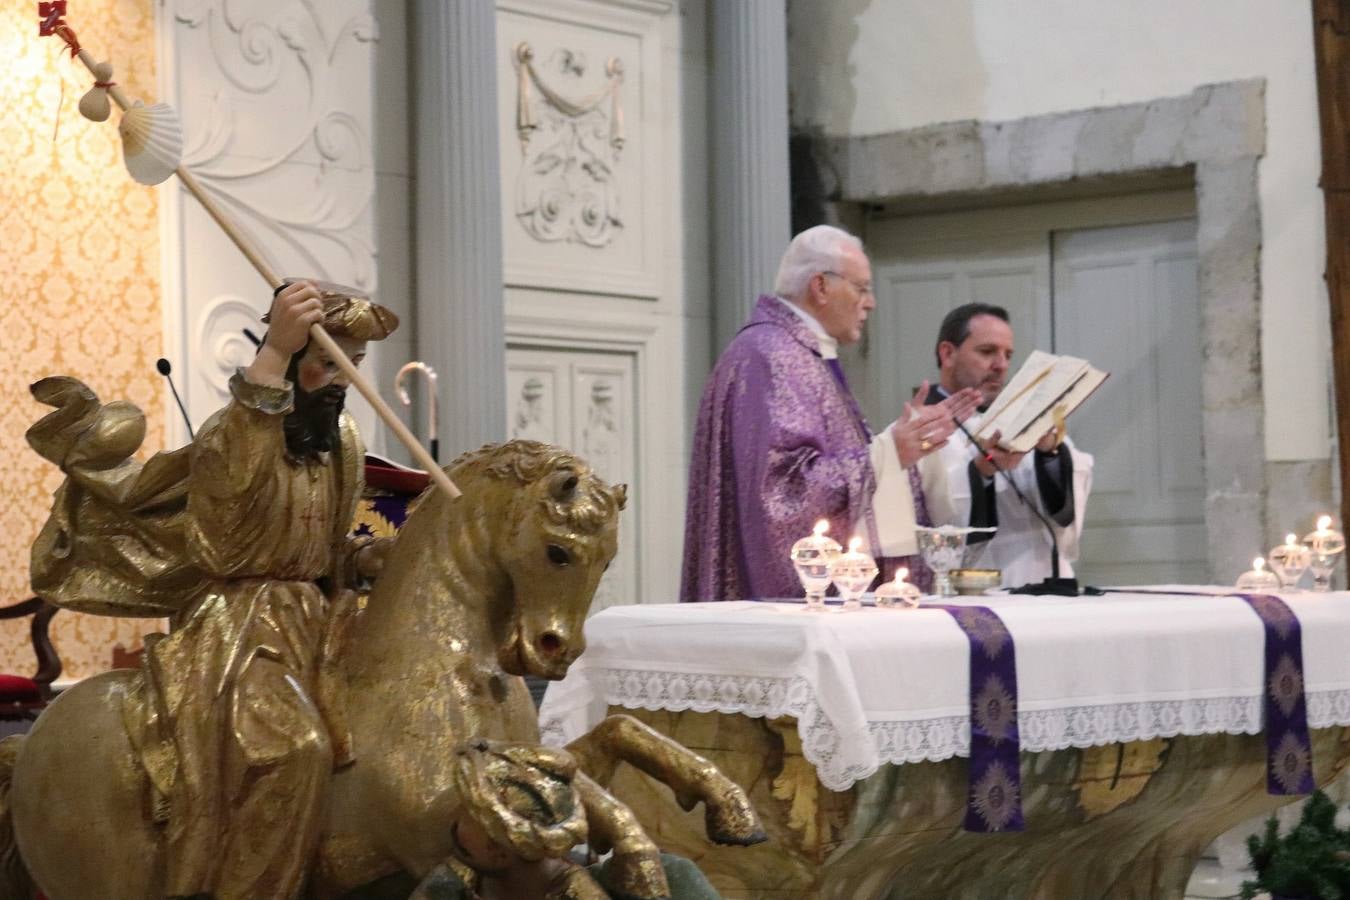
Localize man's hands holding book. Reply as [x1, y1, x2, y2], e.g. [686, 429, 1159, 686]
[971, 426, 1060, 479]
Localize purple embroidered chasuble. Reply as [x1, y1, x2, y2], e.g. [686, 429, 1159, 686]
[682, 295, 901, 602]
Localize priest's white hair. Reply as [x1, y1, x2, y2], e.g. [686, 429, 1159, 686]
[773, 225, 864, 302]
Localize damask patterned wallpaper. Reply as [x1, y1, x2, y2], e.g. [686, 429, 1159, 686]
[0, 0, 167, 679]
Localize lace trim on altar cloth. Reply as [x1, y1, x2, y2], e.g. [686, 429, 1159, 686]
[537, 667, 1350, 793]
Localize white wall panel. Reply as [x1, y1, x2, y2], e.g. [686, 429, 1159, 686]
[159, 0, 383, 446]
[498, 0, 687, 607]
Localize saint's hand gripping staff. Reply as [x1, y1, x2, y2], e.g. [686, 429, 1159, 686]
[37, 1, 461, 500]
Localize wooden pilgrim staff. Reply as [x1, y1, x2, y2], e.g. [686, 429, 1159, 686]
[39, 3, 461, 499]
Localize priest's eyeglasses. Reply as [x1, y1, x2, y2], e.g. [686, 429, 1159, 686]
[821, 271, 873, 297]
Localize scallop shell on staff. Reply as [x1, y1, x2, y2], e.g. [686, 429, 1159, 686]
[118, 101, 183, 186]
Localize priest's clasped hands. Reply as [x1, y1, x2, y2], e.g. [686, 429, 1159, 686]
[892, 380, 982, 467]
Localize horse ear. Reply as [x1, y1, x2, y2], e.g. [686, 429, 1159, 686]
[549, 470, 579, 501]
[613, 483, 628, 510]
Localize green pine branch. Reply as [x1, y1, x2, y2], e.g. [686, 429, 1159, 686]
[1241, 791, 1350, 900]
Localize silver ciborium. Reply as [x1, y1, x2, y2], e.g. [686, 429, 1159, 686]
[915, 525, 996, 597]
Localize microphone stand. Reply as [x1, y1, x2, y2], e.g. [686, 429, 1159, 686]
[156, 358, 195, 441]
[953, 418, 1078, 596]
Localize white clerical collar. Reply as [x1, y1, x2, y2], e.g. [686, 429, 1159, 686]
[775, 296, 839, 359]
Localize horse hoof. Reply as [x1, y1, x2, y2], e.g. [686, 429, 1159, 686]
[704, 798, 768, 846]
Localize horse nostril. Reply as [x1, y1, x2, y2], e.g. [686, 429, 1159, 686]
[537, 632, 564, 656]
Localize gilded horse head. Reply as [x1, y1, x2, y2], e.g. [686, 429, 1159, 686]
[388, 439, 627, 681]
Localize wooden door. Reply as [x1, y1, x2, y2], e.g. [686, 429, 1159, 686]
[1053, 220, 1206, 584]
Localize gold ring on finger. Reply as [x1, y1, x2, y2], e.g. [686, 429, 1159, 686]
[920, 439, 932, 451]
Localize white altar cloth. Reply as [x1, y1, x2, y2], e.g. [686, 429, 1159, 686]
[538, 588, 1350, 791]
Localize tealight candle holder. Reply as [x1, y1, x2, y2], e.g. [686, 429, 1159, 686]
[1235, 556, 1281, 592]
[790, 519, 842, 611]
[829, 536, 879, 612]
[874, 567, 922, 609]
[1268, 533, 1311, 590]
[1303, 515, 1346, 593]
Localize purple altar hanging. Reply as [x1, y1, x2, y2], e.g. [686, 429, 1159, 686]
[1120, 588, 1315, 796]
[934, 604, 1025, 832]
[1238, 593, 1315, 794]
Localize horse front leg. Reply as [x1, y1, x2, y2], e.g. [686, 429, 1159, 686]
[566, 714, 766, 846]
[574, 773, 671, 900]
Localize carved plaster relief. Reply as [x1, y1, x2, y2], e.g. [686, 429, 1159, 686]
[497, 4, 661, 297]
[509, 369, 558, 443]
[172, 0, 378, 288]
[513, 42, 625, 247]
[580, 379, 619, 476]
[196, 295, 264, 396]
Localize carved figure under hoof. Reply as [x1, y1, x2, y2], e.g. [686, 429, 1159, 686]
[0, 435, 764, 900]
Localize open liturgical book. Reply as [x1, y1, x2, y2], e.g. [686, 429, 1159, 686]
[973, 350, 1108, 453]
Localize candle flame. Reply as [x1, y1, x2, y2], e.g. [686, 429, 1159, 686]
[813, 519, 829, 535]
[848, 536, 862, 552]
[895, 567, 909, 582]
[1253, 557, 1265, 571]
[1286, 533, 1298, 545]
[1318, 515, 1333, 531]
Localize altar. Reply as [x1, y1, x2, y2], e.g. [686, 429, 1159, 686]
[540, 589, 1350, 899]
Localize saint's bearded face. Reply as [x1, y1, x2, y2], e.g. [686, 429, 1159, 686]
[282, 335, 368, 459]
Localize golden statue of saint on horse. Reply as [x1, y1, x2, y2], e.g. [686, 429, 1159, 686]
[0, 282, 763, 900]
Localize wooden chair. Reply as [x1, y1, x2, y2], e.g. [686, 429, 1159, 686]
[0, 598, 61, 721]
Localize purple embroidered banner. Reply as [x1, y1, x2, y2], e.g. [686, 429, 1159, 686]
[1106, 588, 1315, 796]
[933, 604, 1024, 832]
[1237, 593, 1315, 795]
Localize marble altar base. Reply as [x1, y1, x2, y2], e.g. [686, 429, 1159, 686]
[604, 707, 1350, 899]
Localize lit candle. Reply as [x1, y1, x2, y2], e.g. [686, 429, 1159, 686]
[1269, 534, 1311, 591]
[790, 520, 842, 611]
[829, 536, 878, 612]
[875, 567, 922, 609]
[1236, 555, 1280, 591]
[1303, 516, 1346, 592]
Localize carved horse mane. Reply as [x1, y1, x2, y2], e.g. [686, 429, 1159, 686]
[415, 439, 627, 534]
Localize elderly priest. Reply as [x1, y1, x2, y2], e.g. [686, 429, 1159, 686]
[681, 226, 980, 602]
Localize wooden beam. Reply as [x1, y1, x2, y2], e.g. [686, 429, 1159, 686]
[1312, 0, 1350, 530]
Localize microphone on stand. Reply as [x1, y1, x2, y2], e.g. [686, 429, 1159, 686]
[156, 357, 195, 440]
[953, 417, 1078, 596]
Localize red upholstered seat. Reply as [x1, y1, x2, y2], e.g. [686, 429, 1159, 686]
[0, 672, 40, 702]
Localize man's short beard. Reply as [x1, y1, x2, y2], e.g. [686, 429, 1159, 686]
[282, 351, 345, 459]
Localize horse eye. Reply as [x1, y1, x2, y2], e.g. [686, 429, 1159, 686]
[547, 544, 571, 567]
